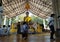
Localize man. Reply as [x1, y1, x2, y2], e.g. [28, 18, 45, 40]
[21, 22, 28, 39]
[47, 14, 55, 40]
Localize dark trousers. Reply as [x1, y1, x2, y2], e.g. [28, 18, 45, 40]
[22, 32, 28, 38]
[49, 25, 55, 39]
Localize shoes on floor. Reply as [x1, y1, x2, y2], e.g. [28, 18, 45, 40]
[50, 38, 55, 40]
[22, 37, 28, 40]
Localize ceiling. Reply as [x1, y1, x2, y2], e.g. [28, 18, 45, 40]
[2, 0, 53, 19]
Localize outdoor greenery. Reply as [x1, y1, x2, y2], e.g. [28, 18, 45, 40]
[9, 13, 44, 24]
[2, 12, 48, 25]
[31, 15, 43, 24]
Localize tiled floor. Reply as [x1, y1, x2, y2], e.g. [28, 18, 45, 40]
[0, 33, 60, 42]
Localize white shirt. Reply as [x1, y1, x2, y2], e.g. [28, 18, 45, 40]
[48, 17, 54, 26]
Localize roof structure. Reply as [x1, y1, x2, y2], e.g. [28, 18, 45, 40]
[2, 0, 53, 19]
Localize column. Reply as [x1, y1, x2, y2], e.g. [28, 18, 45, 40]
[43, 19, 50, 30]
[52, 0, 58, 30]
[3, 15, 7, 25]
[52, 0, 60, 38]
[9, 18, 12, 25]
[43, 19, 46, 29]
[58, 0, 60, 29]
[16, 16, 18, 22]
[0, 14, 2, 25]
[0, 6, 3, 26]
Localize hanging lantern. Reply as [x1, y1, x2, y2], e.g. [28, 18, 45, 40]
[25, 2, 30, 10]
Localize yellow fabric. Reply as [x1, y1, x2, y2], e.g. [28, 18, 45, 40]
[25, 16, 31, 23]
[10, 29, 17, 33]
[36, 24, 42, 33]
[29, 27, 34, 32]
[10, 24, 17, 33]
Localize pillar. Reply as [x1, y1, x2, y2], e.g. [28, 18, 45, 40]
[0, 14, 2, 25]
[3, 15, 7, 25]
[43, 19, 46, 29]
[9, 18, 12, 25]
[16, 16, 18, 22]
[0, 6, 3, 26]
[52, 0, 60, 38]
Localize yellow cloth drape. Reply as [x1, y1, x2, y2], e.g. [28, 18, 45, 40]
[25, 16, 31, 23]
[10, 24, 17, 33]
[36, 24, 42, 33]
